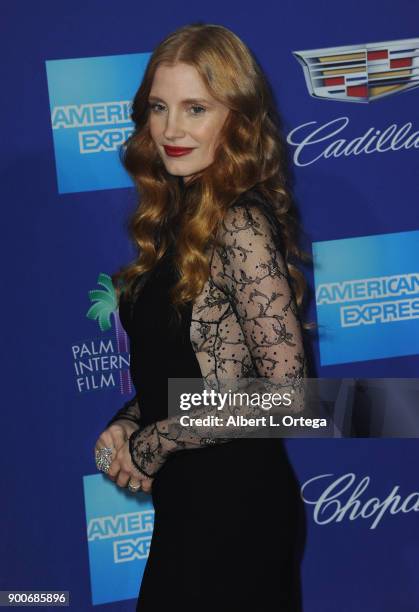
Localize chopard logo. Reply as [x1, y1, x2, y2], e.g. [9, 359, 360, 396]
[301, 472, 419, 529]
[286, 116, 419, 166]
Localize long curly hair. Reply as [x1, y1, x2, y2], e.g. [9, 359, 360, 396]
[112, 22, 314, 330]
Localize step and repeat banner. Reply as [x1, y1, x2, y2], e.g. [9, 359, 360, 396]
[3, 1, 419, 610]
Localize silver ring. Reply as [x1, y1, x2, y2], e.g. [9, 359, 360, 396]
[95, 446, 114, 473]
[128, 480, 142, 492]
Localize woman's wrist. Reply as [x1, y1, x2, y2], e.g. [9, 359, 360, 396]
[128, 423, 173, 478]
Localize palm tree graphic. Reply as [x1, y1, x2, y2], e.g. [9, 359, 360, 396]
[86, 272, 132, 395]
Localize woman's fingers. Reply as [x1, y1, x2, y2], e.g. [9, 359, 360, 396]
[127, 475, 153, 494]
[95, 436, 154, 494]
[94, 430, 113, 454]
[94, 430, 117, 475]
[116, 470, 131, 488]
[126, 479, 142, 493]
[139, 477, 153, 494]
[115, 445, 154, 493]
[110, 463, 153, 493]
[94, 424, 131, 475]
[107, 424, 128, 451]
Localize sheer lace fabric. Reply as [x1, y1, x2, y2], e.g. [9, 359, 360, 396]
[112, 197, 307, 478]
[105, 395, 141, 429]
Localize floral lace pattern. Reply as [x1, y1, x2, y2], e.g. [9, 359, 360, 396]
[124, 196, 307, 479]
[105, 395, 141, 429]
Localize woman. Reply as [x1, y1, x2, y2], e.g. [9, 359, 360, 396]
[95, 22, 312, 611]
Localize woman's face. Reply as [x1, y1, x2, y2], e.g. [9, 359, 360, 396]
[148, 62, 230, 183]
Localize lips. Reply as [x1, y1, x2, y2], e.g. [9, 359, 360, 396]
[163, 145, 194, 157]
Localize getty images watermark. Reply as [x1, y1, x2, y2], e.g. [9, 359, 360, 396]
[167, 378, 419, 439]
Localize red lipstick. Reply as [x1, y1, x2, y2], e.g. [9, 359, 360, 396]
[163, 145, 194, 157]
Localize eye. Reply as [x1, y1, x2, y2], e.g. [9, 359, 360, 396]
[147, 102, 206, 116]
[189, 105, 206, 116]
[148, 102, 165, 113]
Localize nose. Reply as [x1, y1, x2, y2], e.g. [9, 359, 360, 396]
[163, 109, 186, 140]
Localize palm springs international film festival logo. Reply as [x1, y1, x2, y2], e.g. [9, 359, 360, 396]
[45, 52, 151, 194]
[293, 37, 419, 103]
[313, 230, 419, 366]
[71, 273, 132, 395]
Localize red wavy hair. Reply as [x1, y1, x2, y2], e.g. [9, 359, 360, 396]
[112, 22, 314, 330]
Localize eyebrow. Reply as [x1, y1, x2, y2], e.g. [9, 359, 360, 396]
[148, 95, 212, 105]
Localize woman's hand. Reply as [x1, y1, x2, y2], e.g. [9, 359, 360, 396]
[95, 419, 136, 455]
[108, 437, 154, 494]
[94, 420, 153, 494]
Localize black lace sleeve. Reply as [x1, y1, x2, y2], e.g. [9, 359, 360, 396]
[215, 201, 307, 384]
[105, 395, 141, 430]
[128, 200, 307, 479]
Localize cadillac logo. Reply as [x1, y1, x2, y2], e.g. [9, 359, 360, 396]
[293, 37, 419, 102]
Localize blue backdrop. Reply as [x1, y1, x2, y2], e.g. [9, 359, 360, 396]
[2, 1, 419, 609]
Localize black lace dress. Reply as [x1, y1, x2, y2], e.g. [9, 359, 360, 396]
[108, 190, 305, 611]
